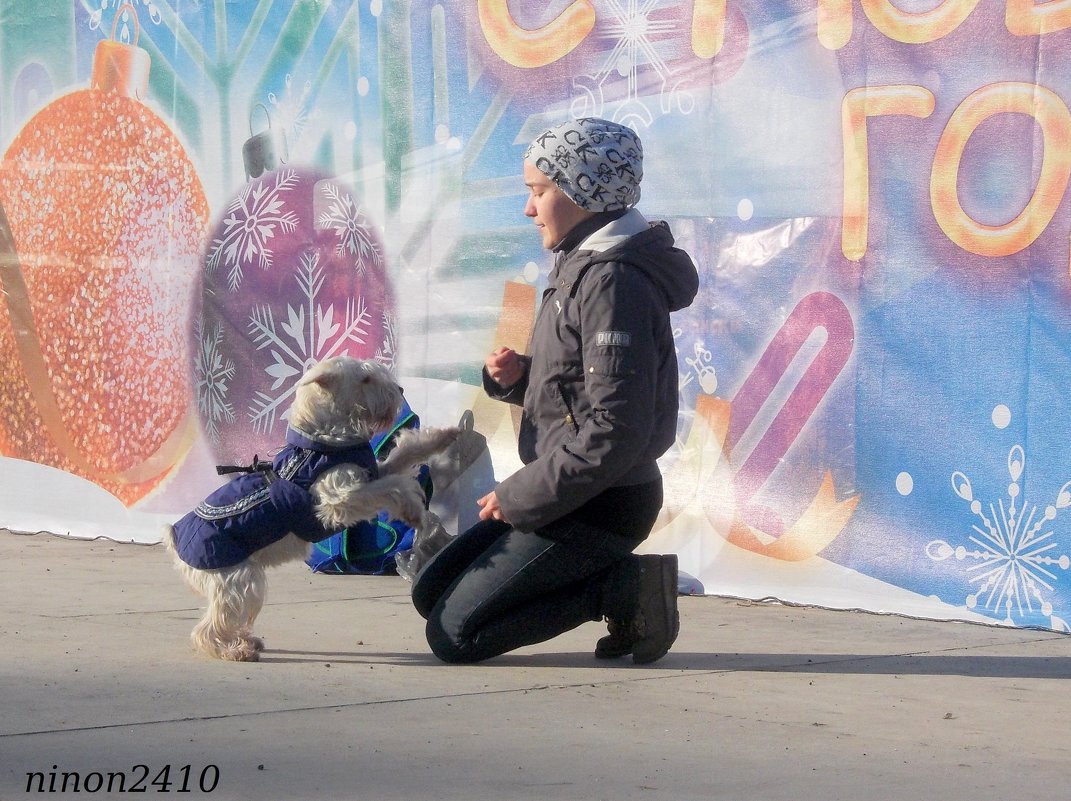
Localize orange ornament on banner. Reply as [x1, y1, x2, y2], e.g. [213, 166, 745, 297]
[0, 6, 208, 505]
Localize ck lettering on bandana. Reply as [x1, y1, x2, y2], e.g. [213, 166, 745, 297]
[524, 118, 643, 212]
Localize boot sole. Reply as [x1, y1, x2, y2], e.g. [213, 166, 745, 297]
[594, 640, 633, 659]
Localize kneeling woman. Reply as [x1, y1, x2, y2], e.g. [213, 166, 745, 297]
[412, 118, 699, 665]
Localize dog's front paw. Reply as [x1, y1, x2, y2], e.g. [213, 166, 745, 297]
[424, 426, 464, 461]
[439, 426, 464, 445]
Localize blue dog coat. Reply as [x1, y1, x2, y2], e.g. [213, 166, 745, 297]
[172, 427, 378, 570]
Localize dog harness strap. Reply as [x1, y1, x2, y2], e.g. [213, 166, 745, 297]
[215, 455, 280, 484]
[195, 448, 313, 521]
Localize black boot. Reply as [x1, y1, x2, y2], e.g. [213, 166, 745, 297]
[594, 617, 637, 659]
[630, 554, 679, 664]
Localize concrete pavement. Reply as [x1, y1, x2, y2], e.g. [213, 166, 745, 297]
[1, 529, 1069, 801]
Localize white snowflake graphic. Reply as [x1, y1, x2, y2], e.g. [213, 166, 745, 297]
[89, 0, 161, 37]
[674, 328, 717, 394]
[571, 0, 693, 129]
[268, 73, 318, 150]
[671, 327, 716, 457]
[926, 443, 1071, 629]
[246, 251, 373, 435]
[316, 182, 382, 269]
[375, 309, 398, 372]
[194, 318, 237, 444]
[207, 169, 301, 291]
[683, 339, 718, 395]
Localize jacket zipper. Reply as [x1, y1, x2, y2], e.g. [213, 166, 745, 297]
[556, 380, 580, 436]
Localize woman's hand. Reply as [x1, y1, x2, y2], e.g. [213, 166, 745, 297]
[485, 346, 525, 389]
[477, 490, 510, 523]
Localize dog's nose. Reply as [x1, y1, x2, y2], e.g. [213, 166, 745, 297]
[396, 384, 404, 394]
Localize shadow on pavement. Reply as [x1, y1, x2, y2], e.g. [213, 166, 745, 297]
[259, 649, 1071, 678]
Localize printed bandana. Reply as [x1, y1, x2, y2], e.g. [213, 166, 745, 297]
[525, 117, 643, 212]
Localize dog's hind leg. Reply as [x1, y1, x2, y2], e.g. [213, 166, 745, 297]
[238, 534, 310, 654]
[237, 594, 266, 653]
[226, 561, 267, 661]
[192, 564, 263, 662]
[233, 564, 266, 655]
[190, 595, 231, 661]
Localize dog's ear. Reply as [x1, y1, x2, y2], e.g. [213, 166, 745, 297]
[359, 361, 385, 385]
[297, 360, 339, 391]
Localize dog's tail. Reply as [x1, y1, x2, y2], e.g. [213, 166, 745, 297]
[160, 524, 179, 559]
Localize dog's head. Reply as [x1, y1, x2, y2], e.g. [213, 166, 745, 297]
[289, 357, 403, 444]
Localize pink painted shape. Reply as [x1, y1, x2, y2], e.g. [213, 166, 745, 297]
[728, 291, 855, 530]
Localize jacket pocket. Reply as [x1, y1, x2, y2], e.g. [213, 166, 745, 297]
[554, 380, 581, 436]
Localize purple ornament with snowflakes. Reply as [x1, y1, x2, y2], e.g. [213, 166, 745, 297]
[191, 166, 396, 465]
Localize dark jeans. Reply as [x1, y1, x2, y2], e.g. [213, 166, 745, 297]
[413, 480, 662, 664]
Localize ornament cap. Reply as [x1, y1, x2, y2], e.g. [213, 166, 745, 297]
[242, 103, 288, 180]
[91, 40, 151, 99]
[91, 5, 150, 99]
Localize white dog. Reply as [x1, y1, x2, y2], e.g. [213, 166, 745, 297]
[163, 356, 459, 661]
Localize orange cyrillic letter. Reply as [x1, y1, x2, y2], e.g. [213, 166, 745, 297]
[692, 0, 727, 58]
[817, 0, 854, 49]
[477, 0, 595, 68]
[1006, 0, 1071, 36]
[860, 0, 981, 43]
[841, 85, 935, 261]
[819, 0, 980, 47]
[931, 82, 1071, 258]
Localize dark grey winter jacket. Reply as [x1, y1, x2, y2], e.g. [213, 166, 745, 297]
[483, 209, 699, 532]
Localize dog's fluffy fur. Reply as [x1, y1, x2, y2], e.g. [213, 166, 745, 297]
[163, 357, 459, 661]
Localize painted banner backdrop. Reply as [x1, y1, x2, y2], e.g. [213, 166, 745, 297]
[1, 0, 1070, 632]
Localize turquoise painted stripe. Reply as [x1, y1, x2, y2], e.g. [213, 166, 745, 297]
[250, 0, 331, 105]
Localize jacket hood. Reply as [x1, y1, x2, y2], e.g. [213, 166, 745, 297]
[581, 211, 699, 312]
